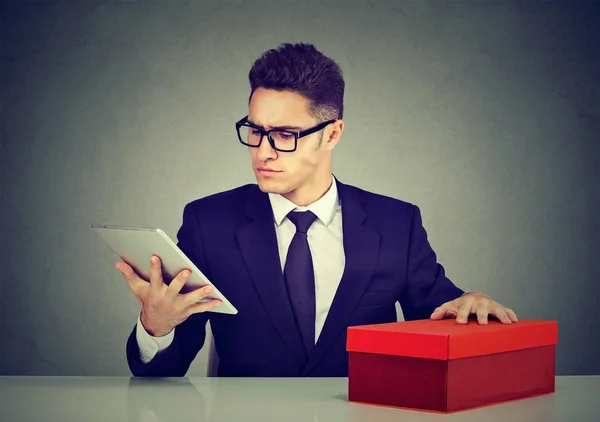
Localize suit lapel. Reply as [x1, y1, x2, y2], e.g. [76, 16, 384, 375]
[235, 187, 307, 364]
[302, 179, 380, 375]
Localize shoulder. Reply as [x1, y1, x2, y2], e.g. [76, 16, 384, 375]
[339, 181, 417, 216]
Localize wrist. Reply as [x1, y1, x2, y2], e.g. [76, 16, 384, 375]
[140, 313, 172, 338]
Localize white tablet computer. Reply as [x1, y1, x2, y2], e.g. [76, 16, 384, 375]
[92, 224, 237, 315]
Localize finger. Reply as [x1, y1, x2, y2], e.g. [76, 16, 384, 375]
[182, 285, 215, 306]
[491, 306, 512, 324]
[115, 261, 143, 290]
[430, 304, 452, 320]
[430, 306, 446, 320]
[167, 269, 191, 296]
[456, 301, 472, 324]
[475, 304, 490, 325]
[149, 255, 164, 290]
[184, 299, 222, 317]
[506, 308, 519, 322]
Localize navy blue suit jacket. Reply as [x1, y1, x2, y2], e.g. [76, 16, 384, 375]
[126, 178, 464, 377]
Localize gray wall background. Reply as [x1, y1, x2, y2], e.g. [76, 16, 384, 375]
[1, 0, 598, 376]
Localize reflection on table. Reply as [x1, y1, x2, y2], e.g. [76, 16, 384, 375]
[0, 376, 598, 422]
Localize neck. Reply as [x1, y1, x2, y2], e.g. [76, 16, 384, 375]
[283, 173, 333, 207]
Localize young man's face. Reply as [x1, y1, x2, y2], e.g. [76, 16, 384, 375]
[247, 87, 342, 205]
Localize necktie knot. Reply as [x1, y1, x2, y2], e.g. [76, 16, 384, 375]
[287, 211, 317, 234]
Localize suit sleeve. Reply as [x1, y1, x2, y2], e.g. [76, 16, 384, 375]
[126, 202, 211, 377]
[398, 205, 464, 320]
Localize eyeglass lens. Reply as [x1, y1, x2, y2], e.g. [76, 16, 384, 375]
[238, 126, 295, 151]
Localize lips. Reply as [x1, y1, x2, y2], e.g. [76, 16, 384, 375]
[257, 168, 281, 172]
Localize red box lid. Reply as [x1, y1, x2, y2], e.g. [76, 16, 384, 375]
[347, 319, 558, 360]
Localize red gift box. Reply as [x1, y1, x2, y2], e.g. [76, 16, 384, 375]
[347, 318, 558, 413]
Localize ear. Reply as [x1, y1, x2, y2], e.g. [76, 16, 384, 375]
[323, 120, 344, 151]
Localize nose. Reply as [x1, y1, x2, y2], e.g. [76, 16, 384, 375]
[256, 134, 278, 162]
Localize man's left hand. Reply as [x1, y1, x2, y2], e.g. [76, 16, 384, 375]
[430, 292, 518, 325]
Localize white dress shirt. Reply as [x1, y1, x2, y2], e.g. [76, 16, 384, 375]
[136, 175, 345, 363]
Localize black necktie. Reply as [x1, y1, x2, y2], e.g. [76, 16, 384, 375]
[284, 210, 318, 356]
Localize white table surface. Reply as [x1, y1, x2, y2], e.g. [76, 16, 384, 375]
[0, 376, 598, 422]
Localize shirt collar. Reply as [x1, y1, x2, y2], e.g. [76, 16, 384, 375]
[268, 175, 339, 227]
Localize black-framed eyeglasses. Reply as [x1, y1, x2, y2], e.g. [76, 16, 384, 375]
[235, 115, 336, 152]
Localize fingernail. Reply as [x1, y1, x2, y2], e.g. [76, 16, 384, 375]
[151, 256, 157, 263]
[183, 270, 190, 277]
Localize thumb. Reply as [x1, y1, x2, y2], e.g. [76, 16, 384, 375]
[430, 306, 446, 320]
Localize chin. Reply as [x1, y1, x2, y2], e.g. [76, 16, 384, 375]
[255, 179, 288, 194]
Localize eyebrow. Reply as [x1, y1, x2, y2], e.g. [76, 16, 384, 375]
[247, 118, 303, 132]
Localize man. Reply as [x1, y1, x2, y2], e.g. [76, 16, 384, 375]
[118, 43, 518, 378]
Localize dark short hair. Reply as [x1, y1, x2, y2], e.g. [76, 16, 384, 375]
[248, 42, 344, 121]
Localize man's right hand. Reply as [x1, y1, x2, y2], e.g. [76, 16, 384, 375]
[116, 255, 222, 337]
